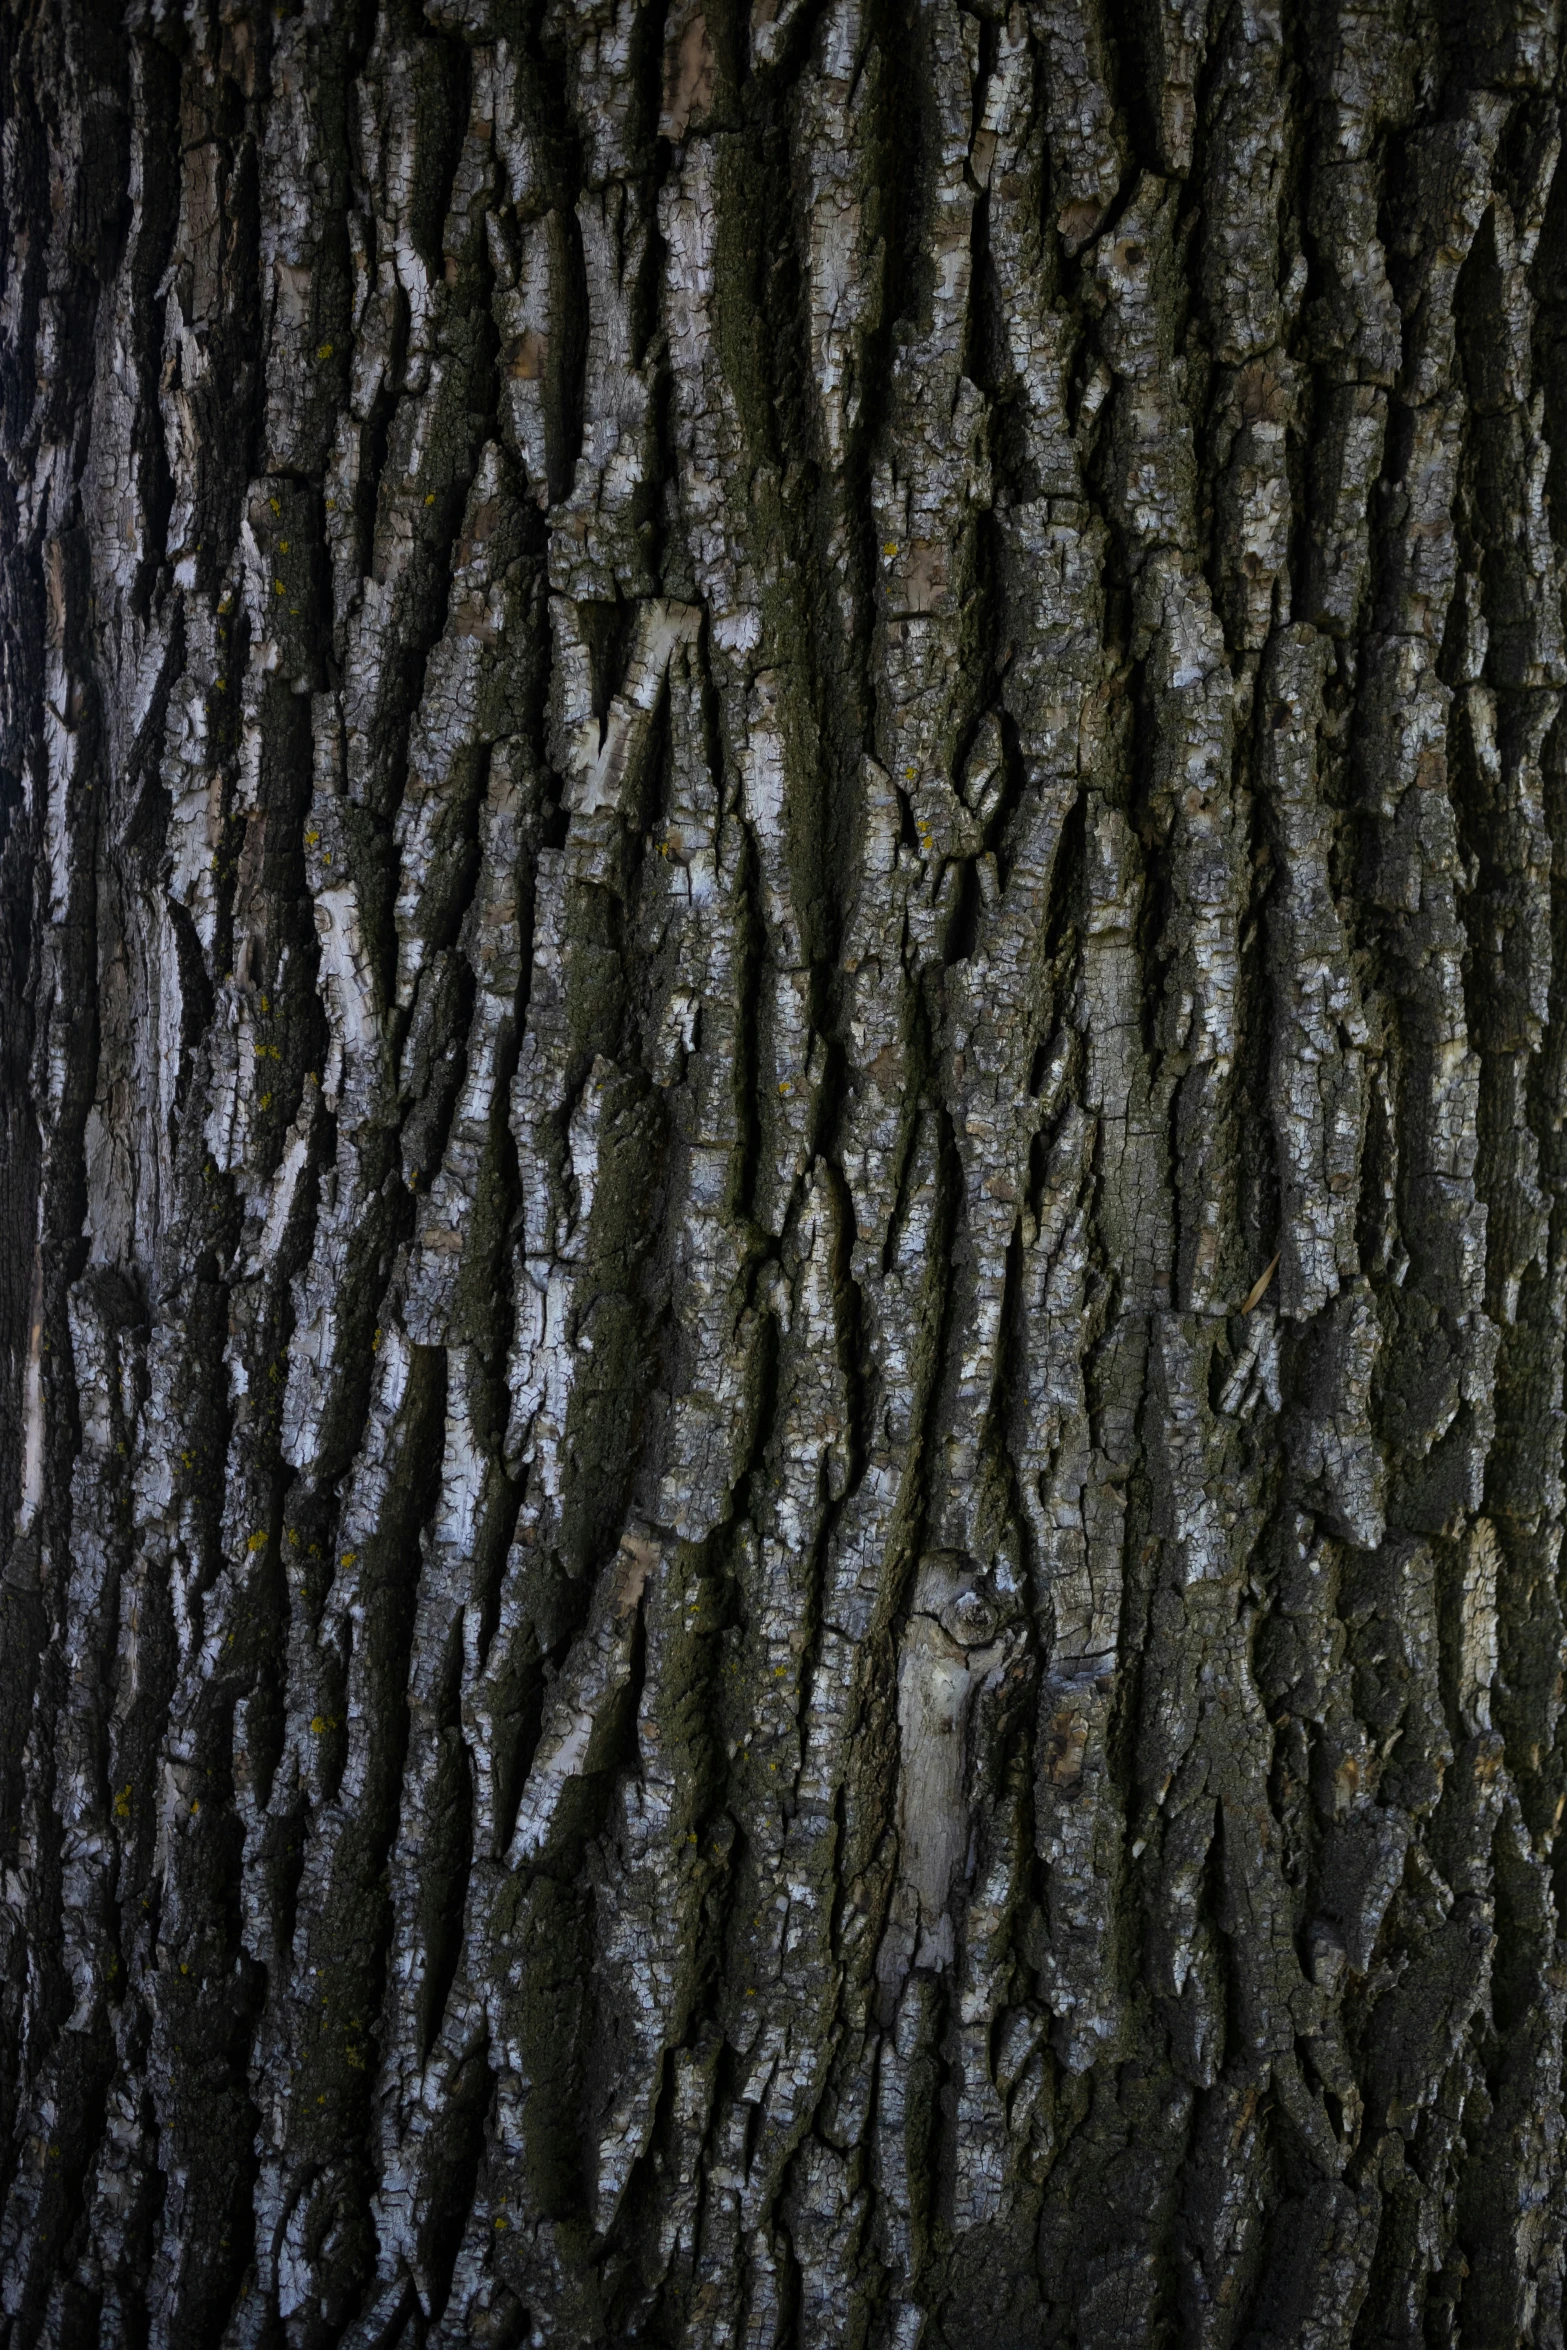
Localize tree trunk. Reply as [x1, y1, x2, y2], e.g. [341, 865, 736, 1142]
[4, 0, 1567, 2342]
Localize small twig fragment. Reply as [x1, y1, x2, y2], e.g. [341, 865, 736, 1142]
[1241, 1253, 1281, 1314]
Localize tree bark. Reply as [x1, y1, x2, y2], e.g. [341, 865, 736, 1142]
[4, 0, 1567, 2342]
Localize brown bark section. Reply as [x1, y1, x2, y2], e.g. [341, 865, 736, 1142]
[3, 1, 1567, 2344]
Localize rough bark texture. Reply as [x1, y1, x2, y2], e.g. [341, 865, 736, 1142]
[5, 0, 1567, 2343]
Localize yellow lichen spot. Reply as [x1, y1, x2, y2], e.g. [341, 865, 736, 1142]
[215, 678, 226, 692]
[190, 1799, 200, 1814]
[325, 497, 336, 512]
[114, 1784, 131, 1820]
[247, 1530, 268, 1551]
[905, 765, 917, 781]
[372, 1327, 382, 1353]
[305, 829, 319, 846]
[288, 1527, 299, 1547]
[424, 492, 436, 505]
[180, 1962, 190, 1975]
[493, 2216, 508, 2232]
[274, 579, 285, 595]
[317, 341, 334, 361]
[278, 541, 290, 556]
[270, 498, 281, 516]
[340, 1550, 357, 1569]
[259, 1092, 272, 1111]
[778, 1078, 791, 1096]
[260, 994, 270, 1014]
[323, 851, 332, 865]
[310, 1716, 327, 1735]
[883, 541, 898, 557]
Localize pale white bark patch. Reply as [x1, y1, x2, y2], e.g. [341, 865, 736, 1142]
[14, 1241, 44, 1536]
[558, 597, 702, 816]
[506, 1533, 656, 1868]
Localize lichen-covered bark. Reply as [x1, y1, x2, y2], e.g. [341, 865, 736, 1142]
[6, 0, 1567, 2344]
